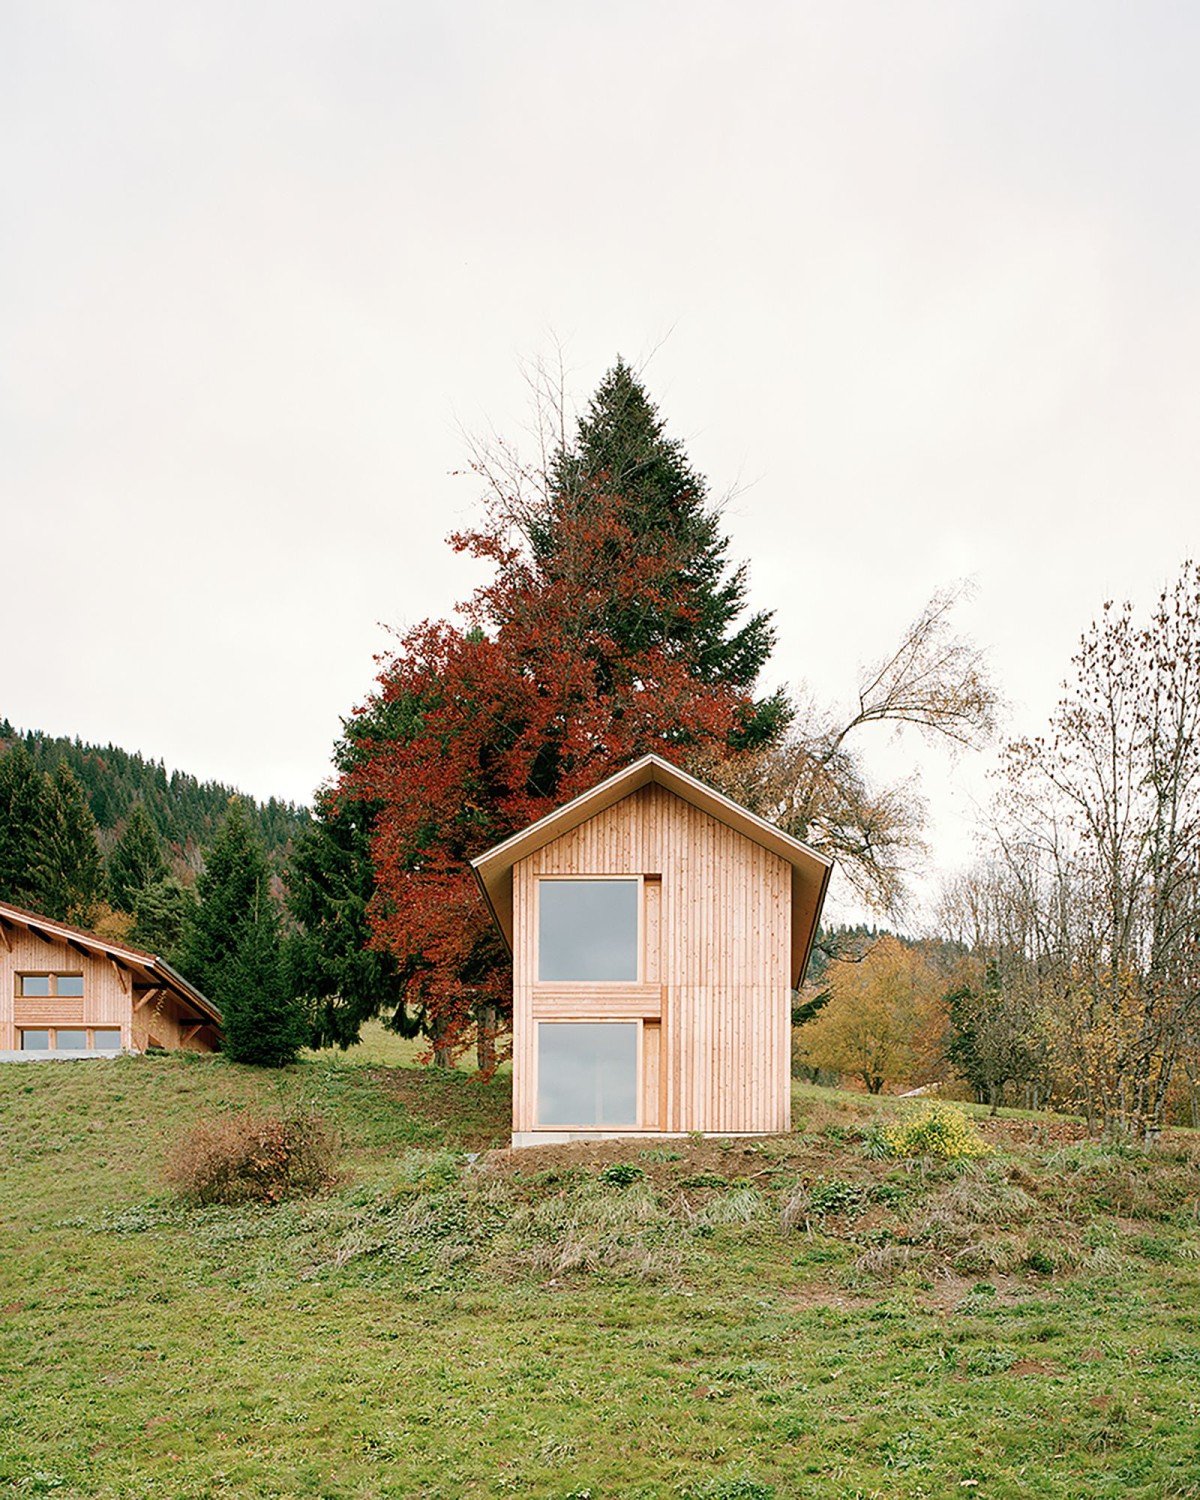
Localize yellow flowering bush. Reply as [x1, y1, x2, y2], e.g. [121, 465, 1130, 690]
[876, 1102, 989, 1160]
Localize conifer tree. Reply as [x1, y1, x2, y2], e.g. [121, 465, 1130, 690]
[129, 875, 196, 964]
[179, 800, 304, 1065]
[334, 360, 783, 1057]
[539, 358, 787, 747]
[40, 762, 106, 923]
[285, 700, 425, 1049]
[0, 745, 50, 910]
[107, 803, 169, 912]
[220, 898, 307, 1066]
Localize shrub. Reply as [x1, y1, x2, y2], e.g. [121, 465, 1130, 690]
[166, 1111, 340, 1205]
[872, 1103, 989, 1160]
[782, 1175, 869, 1231]
[599, 1162, 645, 1187]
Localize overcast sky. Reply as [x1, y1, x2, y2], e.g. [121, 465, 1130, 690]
[3, 2, 1198, 923]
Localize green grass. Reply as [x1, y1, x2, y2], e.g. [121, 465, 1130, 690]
[304, 1019, 514, 1073]
[3, 1057, 1200, 1499]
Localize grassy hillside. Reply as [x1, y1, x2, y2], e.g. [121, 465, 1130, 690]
[2, 1056, 1199, 1500]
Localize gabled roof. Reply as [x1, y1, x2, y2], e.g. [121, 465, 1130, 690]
[471, 754, 832, 989]
[0, 899, 222, 1026]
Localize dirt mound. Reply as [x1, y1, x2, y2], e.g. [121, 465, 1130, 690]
[478, 1134, 791, 1184]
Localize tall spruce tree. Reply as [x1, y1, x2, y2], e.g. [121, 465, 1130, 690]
[40, 762, 105, 922]
[220, 898, 306, 1066]
[334, 360, 789, 1056]
[0, 748, 118, 923]
[107, 803, 169, 912]
[0, 745, 50, 910]
[179, 800, 304, 1065]
[540, 359, 788, 748]
[287, 360, 788, 1056]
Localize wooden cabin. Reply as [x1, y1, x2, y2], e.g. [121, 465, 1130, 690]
[0, 900, 221, 1059]
[472, 755, 832, 1147]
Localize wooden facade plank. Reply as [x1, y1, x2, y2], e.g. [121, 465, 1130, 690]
[0, 914, 218, 1055]
[508, 781, 793, 1140]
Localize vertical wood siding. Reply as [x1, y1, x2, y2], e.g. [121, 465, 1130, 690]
[0, 931, 217, 1052]
[510, 782, 792, 1134]
[1, 932, 132, 1048]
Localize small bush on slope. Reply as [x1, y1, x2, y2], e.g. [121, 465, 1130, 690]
[166, 1111, 340, 1205]
[870, 1101, 989, 1160]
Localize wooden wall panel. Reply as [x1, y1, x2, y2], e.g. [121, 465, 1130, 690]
[130, 990, 216, 1052]
[531, 989, 662, 1019]
[14, 999, 86, 1026]
[0, 932, 131, 1049]
[0, 928, 218, 1053]
[512, 782, 792, 1136]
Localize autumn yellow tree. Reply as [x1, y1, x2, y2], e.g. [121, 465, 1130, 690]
[795, 935, 948, 1093]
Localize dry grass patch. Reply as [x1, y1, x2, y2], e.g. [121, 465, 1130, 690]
[165, 1110, 341, 1205]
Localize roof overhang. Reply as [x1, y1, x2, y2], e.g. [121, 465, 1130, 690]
[0, 900, 222, 1026]
[471, 754, 832, 989]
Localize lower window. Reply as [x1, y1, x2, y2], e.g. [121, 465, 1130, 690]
[537, 1021, 638, 1128]
[17, 1028, 123, 1052]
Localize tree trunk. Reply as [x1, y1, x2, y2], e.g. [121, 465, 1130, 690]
[430, 1015, 454, 1070]
[476, 1004, 497, 1074]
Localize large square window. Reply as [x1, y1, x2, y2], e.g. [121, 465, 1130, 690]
[20, 1031, 50, 1051]
[93, 1029, 122, 1050]
[56, 975, 84, 997]
[537, 1022, 638, 1127]
[56, 1029, 89, 1051]
[537, 879, 639, 982]
[18, 975, 51, 997]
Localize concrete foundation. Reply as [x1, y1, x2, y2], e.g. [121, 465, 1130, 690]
[511, 1130, 772, 1149]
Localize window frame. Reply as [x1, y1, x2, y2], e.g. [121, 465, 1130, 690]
[533, 1018, 643, 1130]
[17, 1026, 124, 1053]
[534, 875, 643, 987]
[16, 973, 85, 997]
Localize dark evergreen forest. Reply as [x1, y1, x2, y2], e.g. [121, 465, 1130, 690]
[0, 720, 307, 862]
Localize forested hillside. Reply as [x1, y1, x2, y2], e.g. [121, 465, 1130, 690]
[0, 719, 307, 862]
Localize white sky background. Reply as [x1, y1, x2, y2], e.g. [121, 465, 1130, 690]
[3, 2, 1199, 927]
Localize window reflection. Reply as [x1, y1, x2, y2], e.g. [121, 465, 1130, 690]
[537, 1022, 638, 1126]
[538, 880, 639, 982]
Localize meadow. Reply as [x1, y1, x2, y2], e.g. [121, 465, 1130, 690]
[2, 1036, 1199, 1499]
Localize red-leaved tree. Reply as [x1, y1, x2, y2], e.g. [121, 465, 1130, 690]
[339, 362, 779, 1064]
